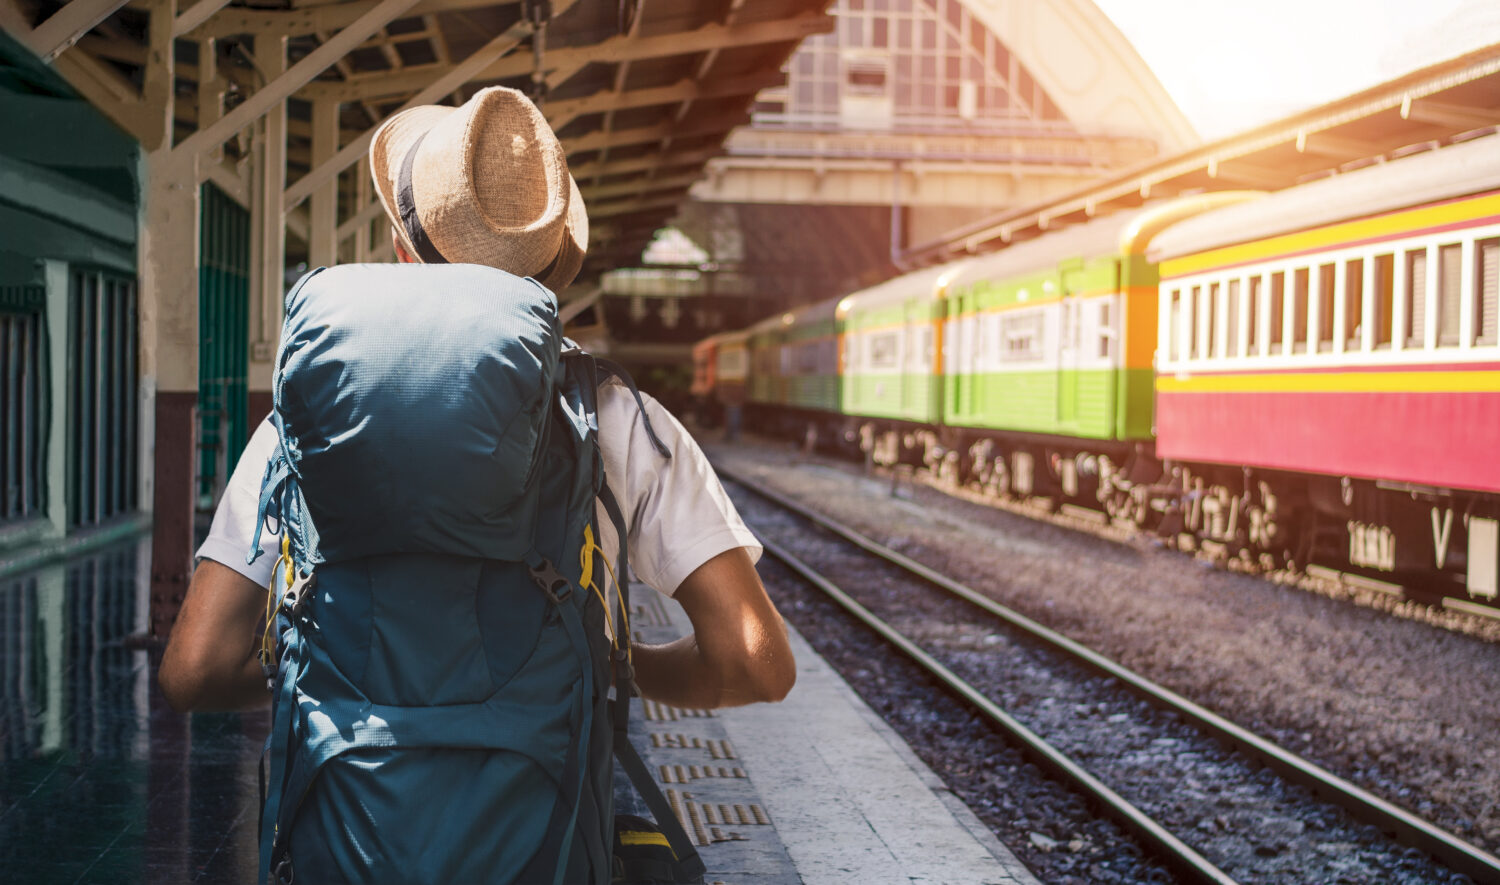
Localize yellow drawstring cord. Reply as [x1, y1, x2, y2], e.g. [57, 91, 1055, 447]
[259, 532, 293, 670]
[580, 525, 630, 658]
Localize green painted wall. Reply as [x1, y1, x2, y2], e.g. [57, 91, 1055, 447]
[197, 184, 251, 507]
[843, 372, 941, 424]
[785, 373, 840, 413]
[944, 368, 1143, 441]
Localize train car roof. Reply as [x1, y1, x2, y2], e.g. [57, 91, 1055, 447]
[1149, 134, 1500, 262]
[784, 295, 841, 326]
[837, 260, 975, 316]
[947, 204, 1163, 290]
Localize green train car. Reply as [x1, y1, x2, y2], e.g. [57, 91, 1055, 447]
[740, 193, 1258, 502]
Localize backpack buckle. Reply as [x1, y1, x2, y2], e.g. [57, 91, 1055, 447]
[528, 558, 572, 604]
[283, 569, 316, 615]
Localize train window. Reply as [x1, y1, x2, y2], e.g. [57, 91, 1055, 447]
[1317, 264, 1336, 352]
[843, 334, 856, 370]
[1476, 238, 1498, 346]
[1208, 282, 1225, 358]
[1192, 285, 1208, 359]
[1292, 268, 1309, 353]
[1344, 258, 1364, 351]
[920, 327, 934, 368]
[1373, 254, 1394, 349]
[1224, 280, 1240, 358]
[1406, 249, 1428, 348]
[1098, 301, 1112, 359]
[1001, 312, 1043, 361]
[1168, 289, 1182, 362]
[1247, 276, 1261, 356]
[1269, 273, 1285, 352]
[1438, 243, 1462, 347]
[869, 331, 899, 368]
[797, 342, 819, 373]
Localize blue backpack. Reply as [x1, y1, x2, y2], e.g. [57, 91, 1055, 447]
[248, 264, 705, 884]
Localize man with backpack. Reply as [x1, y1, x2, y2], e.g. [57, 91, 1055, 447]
[158, 86, 795, 884]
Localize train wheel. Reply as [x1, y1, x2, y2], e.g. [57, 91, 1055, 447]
[985, 456, 1011, 500]
[938, 450, 961, 487]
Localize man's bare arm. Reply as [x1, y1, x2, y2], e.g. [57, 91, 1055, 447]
[630, 547, 795, 709]
[158, 560, 272, 712]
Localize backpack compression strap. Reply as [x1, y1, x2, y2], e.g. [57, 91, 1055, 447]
[599, 482, 707, 881]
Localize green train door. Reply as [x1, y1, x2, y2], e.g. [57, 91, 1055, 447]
[197, 183, 250, 510]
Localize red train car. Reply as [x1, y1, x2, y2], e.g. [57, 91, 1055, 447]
[1149, 136, 1500, 600]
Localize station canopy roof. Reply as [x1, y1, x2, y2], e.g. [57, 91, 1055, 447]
[12, 0, 833, 278]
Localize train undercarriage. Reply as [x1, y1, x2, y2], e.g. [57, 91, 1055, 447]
[741, 404, 1500, 611]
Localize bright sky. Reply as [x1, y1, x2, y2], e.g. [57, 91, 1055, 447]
[1091, 0, 1500, 140]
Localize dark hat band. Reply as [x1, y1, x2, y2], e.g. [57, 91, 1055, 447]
[396, 132, 448, 265]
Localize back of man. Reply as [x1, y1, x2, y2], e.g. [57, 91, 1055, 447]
[157, 86, 795, 885]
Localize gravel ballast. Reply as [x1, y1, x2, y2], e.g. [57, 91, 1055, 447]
[705, 438, 1500, 861]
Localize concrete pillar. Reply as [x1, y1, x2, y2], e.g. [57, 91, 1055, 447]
[307, 98, 339, 268]
[132, 0, 204, 637]
[141, 149, 201, 638]
[41, 261, 70, 542]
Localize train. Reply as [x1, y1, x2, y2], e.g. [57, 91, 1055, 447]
[693, 134, 1500, 606]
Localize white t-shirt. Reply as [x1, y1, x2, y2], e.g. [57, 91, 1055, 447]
[196, 382, 761, 616]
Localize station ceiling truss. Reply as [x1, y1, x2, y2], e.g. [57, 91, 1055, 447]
[1, 0, 834, 281]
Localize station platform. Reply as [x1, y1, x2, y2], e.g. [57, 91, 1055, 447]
[0, 537, 1038, 885]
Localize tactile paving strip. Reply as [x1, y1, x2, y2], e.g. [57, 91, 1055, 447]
[667, 788, 772, 847]
[642, 700, 716, 721]
[659, 764, 747, 784]
[649, 733, 737, 759]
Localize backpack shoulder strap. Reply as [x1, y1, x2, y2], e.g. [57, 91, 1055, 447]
[598, 480, 706, 882]
[591, 354, 672, 459]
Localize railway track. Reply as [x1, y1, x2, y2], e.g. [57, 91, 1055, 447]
[718, 463, 1500, 885]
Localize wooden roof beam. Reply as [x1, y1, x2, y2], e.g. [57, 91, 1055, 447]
[298, 12, 832, 103]
[281, 10, 550, 211]
[546, 71, 783, 131]
[671, 0, 746, 126]
[581, 171, 701, 202]
[52, 47, 155, 141]
[564, 111, 746, 156]
[21, 0, 130, 62]
[184, 0, 499, 40]
[173, 0, 233, 38]
[567, 147, 721, 180]
[588, 193, 686, 219]
[173, 0, 425, 163]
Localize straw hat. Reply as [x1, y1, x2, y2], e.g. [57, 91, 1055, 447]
[370, 86, 587, 291]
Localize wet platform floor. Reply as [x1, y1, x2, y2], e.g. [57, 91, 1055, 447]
[1, 537, 266, 883]
[2, 534, 1037, 885]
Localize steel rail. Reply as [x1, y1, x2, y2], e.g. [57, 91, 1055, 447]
[757, 534, 1238, 885]
[719, 464, 1500, 884]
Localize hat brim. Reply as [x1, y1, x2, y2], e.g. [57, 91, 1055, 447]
[370, 103, 588, 293]
[370, 104, 455, 262]
[538, 176, 587, 292]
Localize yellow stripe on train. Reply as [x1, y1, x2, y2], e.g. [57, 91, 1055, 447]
[1156, 369, 1500, 395]
[1161, 191, 1500, 279]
